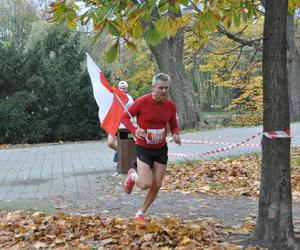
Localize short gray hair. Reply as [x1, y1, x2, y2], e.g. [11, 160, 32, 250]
[152, 73, 171, 86]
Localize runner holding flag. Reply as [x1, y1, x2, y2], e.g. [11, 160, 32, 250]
[107, 81, 134, 163]
[86, 53, 132, 140]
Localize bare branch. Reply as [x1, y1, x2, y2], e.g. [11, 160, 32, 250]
[231, 46, 244, 70]
[217, 25, 262, 51]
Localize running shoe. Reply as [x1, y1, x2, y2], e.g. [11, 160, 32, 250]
[124, 168, 135, 194]
[112, 153, 117, 163]
[134, 213, 145, 222]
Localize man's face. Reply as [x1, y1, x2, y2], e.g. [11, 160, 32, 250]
[119, 86, 128, 93]
[152, 80, 169, 102]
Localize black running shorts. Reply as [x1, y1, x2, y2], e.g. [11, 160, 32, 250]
[136, 144, 168, 168]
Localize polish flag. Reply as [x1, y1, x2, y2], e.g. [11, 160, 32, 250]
[86, 53, 129, 138]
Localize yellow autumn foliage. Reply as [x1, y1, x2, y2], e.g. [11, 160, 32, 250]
[110, 41, 155, 99]
[198, 19, 264, 126]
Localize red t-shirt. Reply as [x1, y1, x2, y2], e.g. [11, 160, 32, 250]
[121, 93, 180, 149]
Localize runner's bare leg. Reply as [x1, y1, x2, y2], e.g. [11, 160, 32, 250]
[139, 161, 166, 214]
[107, 135, 117, 151]
[134, 159, 153, 189]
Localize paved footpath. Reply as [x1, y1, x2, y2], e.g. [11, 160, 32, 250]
[0, 124, 299, 202]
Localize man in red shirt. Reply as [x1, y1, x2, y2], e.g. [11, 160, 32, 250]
[121, 73, 181, 222]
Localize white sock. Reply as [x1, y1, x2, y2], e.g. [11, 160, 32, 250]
[136, 210, 143, 215]
[131, 172, 139, 182]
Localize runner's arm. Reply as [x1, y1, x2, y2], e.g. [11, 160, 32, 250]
[169, 105, 180, 136]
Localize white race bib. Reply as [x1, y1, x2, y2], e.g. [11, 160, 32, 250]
[146, 128, 165, 144]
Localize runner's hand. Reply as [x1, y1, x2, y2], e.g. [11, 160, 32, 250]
[135, 128, 146, 140]
[172, 133, 181, 145]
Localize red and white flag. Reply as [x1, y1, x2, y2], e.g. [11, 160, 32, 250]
[86, 53, 129, 138]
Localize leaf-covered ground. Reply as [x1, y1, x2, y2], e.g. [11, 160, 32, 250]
[0, 210, 261, 250]
[163, 149, 300, 198]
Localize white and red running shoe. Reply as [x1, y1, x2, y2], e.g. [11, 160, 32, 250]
[134, 212, 145, 222]
[124, 168, 136, 194]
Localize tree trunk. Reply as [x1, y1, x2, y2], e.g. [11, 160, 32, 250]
[287, 13, 300, 121]
[250, 0, 298, 248]
[148, 29, 207, 129]
[261, 0, 300, 121]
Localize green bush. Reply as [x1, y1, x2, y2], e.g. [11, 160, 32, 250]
[0, 25, 106, 144]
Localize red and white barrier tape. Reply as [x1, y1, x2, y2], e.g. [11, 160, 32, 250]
[168, 133, 261, 158]
[179, 139, 260, 147]
[168, 130, 300, 158]
[263, 129, 291, 138]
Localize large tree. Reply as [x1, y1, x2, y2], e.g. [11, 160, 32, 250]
[49, 1, 300, 126]
[261, 0, 300, 121]
[250, 0, 298, 248]
[135, 2, 205, 128]
[287, 13, 300, 121]
[148, 29, 204, 128]
[50, 0, 232, 128]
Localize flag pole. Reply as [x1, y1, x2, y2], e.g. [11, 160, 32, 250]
[114, 93, 139, 129]
[114, 93, 133, 119]
[114, 92, 151, 143]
